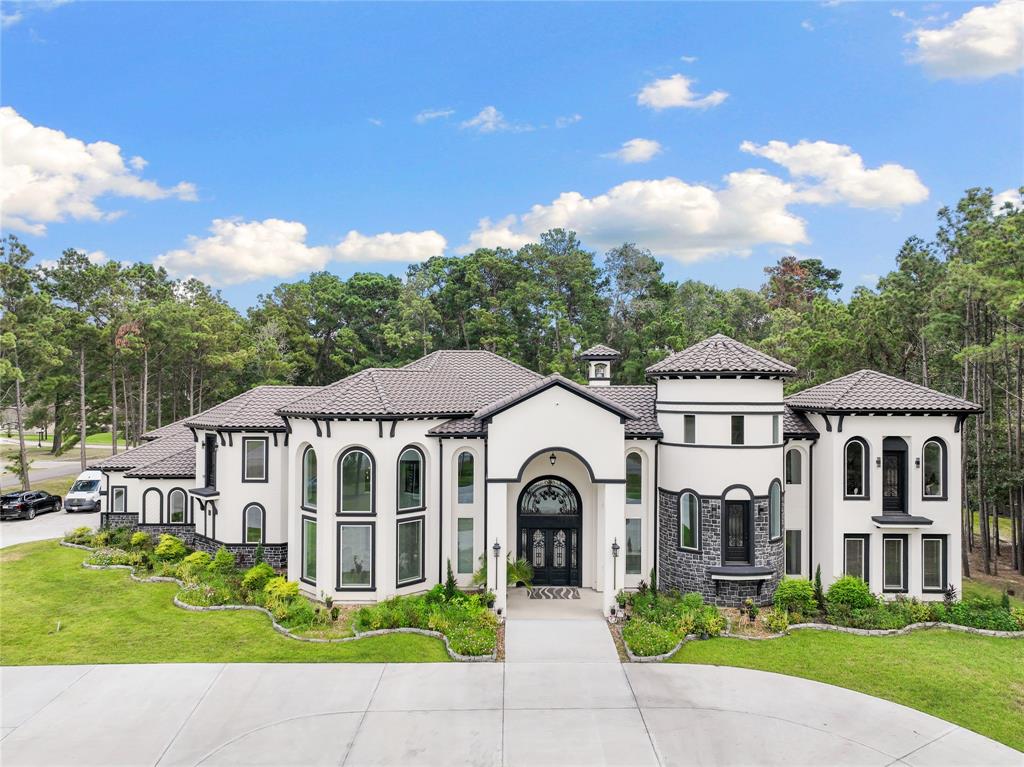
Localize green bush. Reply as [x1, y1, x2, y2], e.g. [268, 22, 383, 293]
[86, 547, 133, 566]
[241, 562, 275, 593]
[209, 546, 236, 575]
[64, 526, 94, 545]
[279, 598, 316, 629]
[264, 576, 298, 602]
[773, 578, 817, 615]
[352, 592, 498, 656]
[826, 575, 876, 609]
[623, 618, 678, 657]
[1012, 607, 1024, 631]
[681, 592, 704, 610]
[945, 598, 1020, 632]
[693, 605, 726, 637]
[130, 531, 151, 549]
[762, 607, 790, 633]
[155, 534, 188, 562]
[176, 551, 212, 582]
[178, 579, 234, 607]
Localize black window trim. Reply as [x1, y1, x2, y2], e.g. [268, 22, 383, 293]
[683, 414, 696, 444]
[167, 487, 189, 524]
[785, 448, 802, 485]
[731, 415, 745, 446]
[768, 478, 783, 542]
[240, 436, 269, 483]
[678, 488, 701, 553]
[921, 437, 948, 501]
[337, 446, 376, 517]
[301, 445, 317, 512]
[143, 487, 163, 524]
[336, 520, 376, 592]
[300, 514, 317, 586]
[843, 437, 871, 501]
[785, 529, 802, 576]
[843, 533, 871, 586]
[110, 485, 127, 514]
[921, 534, 948, 593]
[882, 533, 909, 594]
[456, 516, 475, 574]
[625, 451, 643, 505]
[242, 502, 266, 545]
[396, 514, 426, 588]
[456, 450, 475, 506]
[396, 444, 427, 514]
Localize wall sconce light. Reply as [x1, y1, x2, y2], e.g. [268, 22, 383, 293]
[875, 457, 882, 468]
[915, 457, 921, 468]
[549, 452, 557, 466]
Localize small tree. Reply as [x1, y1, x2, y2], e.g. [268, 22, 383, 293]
[813, 565, 825, 610]
[253, 543, 265, 565]
[444, 559, 459, 602]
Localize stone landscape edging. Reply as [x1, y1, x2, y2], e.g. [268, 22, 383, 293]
[63, 540, 496, 662]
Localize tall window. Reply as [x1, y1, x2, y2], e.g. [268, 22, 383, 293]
[922, 536, 946, 592]
[168, 489, 186, 524]
[772, 415, 780, 444]
[111, 486, 126, 513]
[457, 452, 474, 504]
[301, 517, 316, 583]
[845, 439, 867, 498]
[785, 449, 802, 484]
[302, 447, 317, 510]
[683, 414, 696, 444]
[625, 518, 642, 575]
[883, 536, 906, 592]
[625, 453, 642, 504]
[731, 415, 745, 445]
[339, 523, 373, 588]
[680, 492, 699, 550]
[397, 517, 424, 585]
[398, 447, 424, 511]
[242, 438, 267, 482]
[244, 503, 263, 543]
[769, 480, 782, 540]
[785, 530, 801, 575]
[843, 535, 868, 581]
[923, 439, 945, 498]
[457, 518, 474, 573]
[339, 449, 373, 514]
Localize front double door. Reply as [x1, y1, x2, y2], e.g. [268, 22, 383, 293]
[519, 520, 581, 586]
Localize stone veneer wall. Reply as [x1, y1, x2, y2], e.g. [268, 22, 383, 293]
[658, 489, 784, 606]
[98, 512, 286, 569]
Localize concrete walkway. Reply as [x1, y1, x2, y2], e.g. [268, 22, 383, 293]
[2, 660, 1019, 766]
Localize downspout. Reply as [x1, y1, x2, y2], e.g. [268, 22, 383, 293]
[483, 439, 488, 569]
[438, 438, 444, 584]
[653, 440, 659, 577]
[808, 439, 815, 581]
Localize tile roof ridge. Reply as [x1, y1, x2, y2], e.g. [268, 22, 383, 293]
[832, 369, 871, 408]
[366, 369, 394, 413]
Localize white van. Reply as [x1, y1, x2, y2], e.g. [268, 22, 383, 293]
[65, 470, 104, 513]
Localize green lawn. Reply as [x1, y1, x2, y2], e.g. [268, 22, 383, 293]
[672, 629, 1024, 751]
[0, 541, 450, 665]
[964, 577, 1024, 609]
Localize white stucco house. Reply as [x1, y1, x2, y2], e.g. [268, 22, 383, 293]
[94, 334, 981, 614]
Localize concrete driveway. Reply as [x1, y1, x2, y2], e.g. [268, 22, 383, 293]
[2, 649, 1019, 765]
[0, 510, 100, 549]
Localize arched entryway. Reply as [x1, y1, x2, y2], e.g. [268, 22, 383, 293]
[516, 476, 582, 586]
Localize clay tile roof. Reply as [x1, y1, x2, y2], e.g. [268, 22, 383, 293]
[427, 417, 488, 437]
[124, 445, 196, 479]
[785, 370, 983, 413]
[185, 386, 319, 430]
[279, 350, 543, 417]
[782, 405, 819, 439]
[646, 334, 795, 377]
[91, 420, 194, 472]
[473, 373, 639, 421]
[593, 385, 662, 438]
[579, 344, 621, 360]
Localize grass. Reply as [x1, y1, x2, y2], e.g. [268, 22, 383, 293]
[964, 578, 1024, 609]
[0, 476, 77, 498]
[671, 628, 1024, 751]
[0, 541, 450, 665]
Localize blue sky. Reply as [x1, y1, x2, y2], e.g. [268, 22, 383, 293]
[2, 1, 1021, 308]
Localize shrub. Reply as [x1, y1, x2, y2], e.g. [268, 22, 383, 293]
[209, 547, 236, 575]
[762, 607, 789, 634]
[945, 598, 1020, 632]
[826, 575, 875, 609]
[178, 580, 233, 607]
[155, 534, 187, 562]
[623, 618, 678, 657]
[92, 530, 112, 547]
[177, 551, 212, 582]
[773, 578, 817, 616]
[253, 543, 265, 565]
[241, 562, 275, 593]
[681, 592, 704, 610]
[86, 547, 132, 566]
[280, 598, 316, 629]
[506, 557, 534, 588]
[130, 531, 151, 549]
[264, 576, 299, 603]
[444, 559, 459, 602]
[694, 605, 726, 637]
[813, 564, 825, 610]
[64, 526, 94, 545]
[1012, 607, 1024, 631]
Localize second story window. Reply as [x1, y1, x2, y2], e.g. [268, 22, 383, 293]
[243, 438, 267, 482]
[457, 451, 474, 504]
[731, 415, 745, 445]
[204, 434, 217, 488]
[398, 446, 424, 511]
[844, 438, 868, 499]
[302, 447, 317, 510]
[923, 439, 945, 498]
[683, 414, 696, 444]
[339, 448, 374, 514]
[772, 415, 780, 444]
[785, 449, 802, 484]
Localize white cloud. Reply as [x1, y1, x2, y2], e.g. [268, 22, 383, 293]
[414, 108, 455, 124]
[637, 74, 729, 110]
[154, 218, 446, 285]
[740, 139, 929, 208]
[603, 138, 663, 164]
[460, 106, 532, 133]
[461, 139, 928, 261]
[801, 19, 815, 31]
[2, 10, 23, 27]
[555, 114, 583, 128]
[368, 117, 384, 126]
[680, 55, 698, 63]
[992, 186, 1022, 212]
[0, 106, 196, 235]
[907, 0, 1024, 79]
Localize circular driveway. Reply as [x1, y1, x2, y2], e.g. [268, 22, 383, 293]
[0, 510, 100, 550]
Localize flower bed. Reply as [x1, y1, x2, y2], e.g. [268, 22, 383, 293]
[617, 587, 726, 658]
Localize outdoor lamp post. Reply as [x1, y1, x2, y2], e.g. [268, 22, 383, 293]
[492, 539, 501, 590]
[611, 537, 620, 591]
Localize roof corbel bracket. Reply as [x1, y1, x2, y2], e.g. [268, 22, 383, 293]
[390, 420, 398, 438]
[313, 420, 322, 438]
[822, 414, 832, 433]
[217, 432, 226, 447]
[836, 415, 845, 433]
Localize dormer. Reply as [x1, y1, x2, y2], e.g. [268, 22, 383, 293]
[579, 344, 621, 387]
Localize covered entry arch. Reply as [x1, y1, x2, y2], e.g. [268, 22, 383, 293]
[517, 475, 583, 586]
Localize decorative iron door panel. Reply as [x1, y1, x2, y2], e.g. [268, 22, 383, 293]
[882, 451, 906, 513]
[724, 501, 751, 564]
[517, 476, 582, 586]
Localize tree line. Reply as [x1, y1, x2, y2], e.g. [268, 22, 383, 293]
[1, 187, 1021, 576]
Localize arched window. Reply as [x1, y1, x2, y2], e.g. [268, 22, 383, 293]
[457, 451, 474, 504]
[168, 489, 186, 524]
[923, 439, 945, 499]
[398, 447, 424, 511]
[680, 492, 699, 550]
[302, 447, 317, 510]
[769, 480, 782, 540]
[844, 438, 869, 499]
[626, 452, 642, 504]
[785, 449, 802, 484]
[594, 362, 608, 379]
[339, 448, 374, 514]
[244, 503, 264, 543]
[519, 477, 580, 515]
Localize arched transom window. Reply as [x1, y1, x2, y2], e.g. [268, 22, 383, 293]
[626, 452, 642, 504]
[340, 449, 374, 513]
[244, 503, 264, 543]
[302, 447, 317, 510]
[398, 447, 424, 511]
[845, 439, 868, 498]
[457, 451, 474, 504]
[923, 439, 945, 498]
[519, 478, 580, 515]
[785, 449, 802, 485]
[168, 489, 186, 524]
